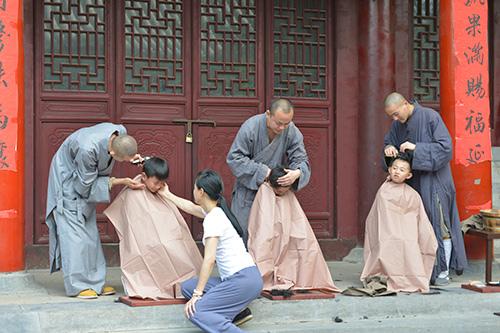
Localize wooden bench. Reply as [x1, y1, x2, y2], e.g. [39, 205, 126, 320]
[461, 229, 500, 293]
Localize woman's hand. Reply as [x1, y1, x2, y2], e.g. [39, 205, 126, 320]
[184, 295, 200, 318]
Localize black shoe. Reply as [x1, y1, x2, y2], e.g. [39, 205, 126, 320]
[233, 308, 253, 326]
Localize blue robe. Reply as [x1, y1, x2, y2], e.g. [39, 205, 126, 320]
[383, 103, 467, 281]
[45, 123, 126, 296]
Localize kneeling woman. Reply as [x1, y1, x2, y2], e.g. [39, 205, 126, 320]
[161, 169, 263, 333]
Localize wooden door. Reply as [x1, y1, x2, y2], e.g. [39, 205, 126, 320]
[33, 0, 335, 246]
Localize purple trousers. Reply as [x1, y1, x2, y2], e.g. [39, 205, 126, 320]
[181, 265, 263, 333]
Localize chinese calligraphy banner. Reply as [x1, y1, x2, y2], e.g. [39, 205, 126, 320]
[454, 0, 491, 166]
[0, 0, 24, 272]
[440, 0, 492, 259]
[0, 0, 20, 171]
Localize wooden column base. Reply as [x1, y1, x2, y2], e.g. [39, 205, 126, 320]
[461, 284, 500, 293]
[261, 290, 336, 301]
[118, 296, 187, 307]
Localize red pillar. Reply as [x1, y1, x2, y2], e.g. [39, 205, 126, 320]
[358, 0, 395, 240]
[440, 0, 491, 259]
[0, 0, 24, 272]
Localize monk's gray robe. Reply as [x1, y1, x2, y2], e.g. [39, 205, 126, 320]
[383, 103, 467, 281]
[227, 113, 311, 242]
[45, 123, 126, 296]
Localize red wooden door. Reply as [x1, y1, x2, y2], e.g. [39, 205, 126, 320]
[33, 0, 334, 245]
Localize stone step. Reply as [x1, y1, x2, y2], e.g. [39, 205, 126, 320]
[1, 286, 499, 333]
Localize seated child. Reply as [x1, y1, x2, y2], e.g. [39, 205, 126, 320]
[104, 157, 202, 299]
[361, 153, 438, 292]
[247, 167, 339, 292]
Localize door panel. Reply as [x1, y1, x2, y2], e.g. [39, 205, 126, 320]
[266, 0, 334, 237]
[33, 0, 336, 246]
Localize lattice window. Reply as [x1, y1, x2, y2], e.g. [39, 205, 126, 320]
[273, 0, 327, 99]
[200, 0, 257, 97]
[124, 0, 184, 94]
[43, 0, 106, 91]
[413, 0, 440, 103]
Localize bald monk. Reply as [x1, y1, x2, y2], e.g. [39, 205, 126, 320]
[46, 123, 143, 299]
[227, 98, 311, 244]
[383, 92, 467, 285]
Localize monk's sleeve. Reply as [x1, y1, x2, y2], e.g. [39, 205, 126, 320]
[226, 122, 269, 191]
[73, 145, 111, 203]
[287, 126, 311, 191]
[382, 123, 399, 171]
[412, 115, 452, 172]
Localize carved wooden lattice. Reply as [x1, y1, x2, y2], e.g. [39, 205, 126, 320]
[200, 0, 257, 97]
[43, 0, 106, 91]
[273, 0, 327, 99]
[124, 0, 184, 94]
[413, 0, 440, 102]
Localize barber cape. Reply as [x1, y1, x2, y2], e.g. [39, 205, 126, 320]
[248, 182, 339, 292]
[361, 180, 438, 292]
[104, 177, 202, 299]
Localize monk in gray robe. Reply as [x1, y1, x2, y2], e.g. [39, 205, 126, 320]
[382, 92, 467, 285]
[227, 98, 311, 242]
[45, 123, 144, 298]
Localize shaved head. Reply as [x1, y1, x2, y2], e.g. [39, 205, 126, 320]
[384, 92, 414, 123]
[270, 98, 294, 115]
[384, 92, 406, 107]
[111, 134, 137, 158]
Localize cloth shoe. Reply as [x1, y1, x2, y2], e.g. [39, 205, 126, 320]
[232, 308, 253, 326]
[100, 286, 116, 296]
[433, 277, 450, 286]
[77, 289, 98, 299]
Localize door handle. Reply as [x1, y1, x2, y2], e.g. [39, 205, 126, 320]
[173, 119, 217, 144]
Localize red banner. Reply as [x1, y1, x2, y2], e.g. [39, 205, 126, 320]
[454, 0, 491, 167]
[0, 0, 20, 171]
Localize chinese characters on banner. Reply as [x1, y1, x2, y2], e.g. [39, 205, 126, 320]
[456, 0, 491, 166]
[0, 0, 19, 171]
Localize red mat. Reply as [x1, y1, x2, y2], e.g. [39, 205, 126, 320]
[461, 284, 500, 293]
[261, 289, 336, 301]
[119, 296, 187, 307]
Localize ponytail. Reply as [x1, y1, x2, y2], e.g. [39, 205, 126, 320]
[195, 169, 245, 239]
[217, 195, 244, 239]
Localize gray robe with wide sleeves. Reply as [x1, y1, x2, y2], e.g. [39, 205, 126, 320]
[45, 123, 126, 296]
[227, 113, 311, 243]
[383, 104, 467, 281]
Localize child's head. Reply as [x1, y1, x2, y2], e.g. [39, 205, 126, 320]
[141, 157, 169, 193]
[388, 153, 412, 184]
[268, 167, 291, 196]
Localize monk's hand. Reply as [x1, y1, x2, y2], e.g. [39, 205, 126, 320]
[277, 169, 301, 187]
[130, 153, 144, 166]
[384, 145, 398, 157]
[184, 295, 200, 318]
[122, 177, 145, 190]
[399, 141, 416, 152]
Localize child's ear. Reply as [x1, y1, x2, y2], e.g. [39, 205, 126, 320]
[406, 172, 413, 180]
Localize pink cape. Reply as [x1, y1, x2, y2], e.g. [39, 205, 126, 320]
[248, 183, 339, 292]
[361, 181, 438, 292]
[104, 180, 202, 299]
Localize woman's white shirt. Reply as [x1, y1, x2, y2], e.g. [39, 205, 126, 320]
[202, 207, 255, 280]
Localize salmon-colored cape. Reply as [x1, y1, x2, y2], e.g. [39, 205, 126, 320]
[361, 181, 438, 292]
[248, 183, 339, 292]
[104, 178, 202, 299]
